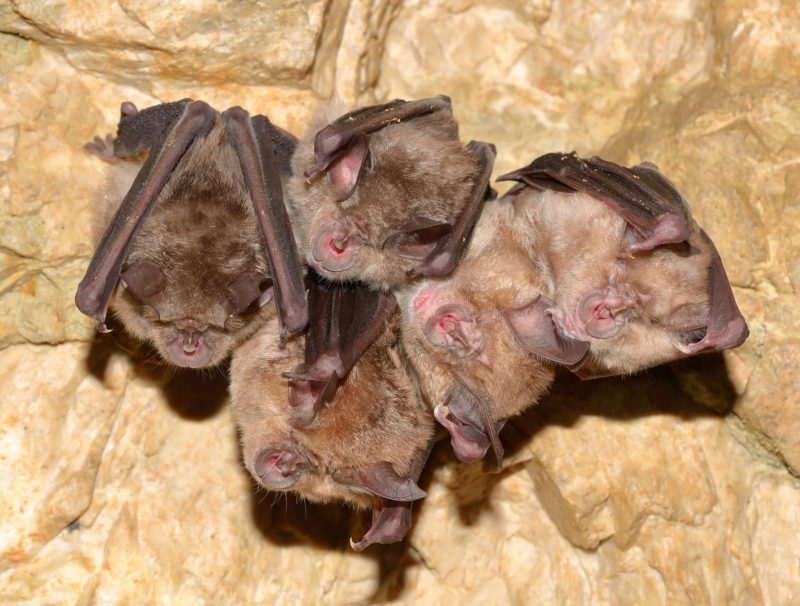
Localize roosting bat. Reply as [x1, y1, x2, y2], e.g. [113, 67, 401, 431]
[76, 99, 308, 368]
[285, 95, 496, 290]
[497, 151, 749, 376]
[397, 201, 572, 465]
[230, 310, 435, 550]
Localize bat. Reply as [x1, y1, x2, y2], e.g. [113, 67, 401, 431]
[496, 151, 749, 377]
[397, 200, 573, 465]
[285, 95, 496, 290]
[76, 99, 308, 368]
[230, 309, 435, 551]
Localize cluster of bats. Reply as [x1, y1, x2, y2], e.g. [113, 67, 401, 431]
[77, 95, 748, 550]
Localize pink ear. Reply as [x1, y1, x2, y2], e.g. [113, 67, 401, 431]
[503, 296, 589, 365]
[327, 135, 368, 201]
[424, 303, 490, 365]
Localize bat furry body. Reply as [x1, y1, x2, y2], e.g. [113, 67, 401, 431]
[230, 314, 435, 550]
[398, 201, 559, 464]
[78, 100, 307, 368]
[499, 152, 749, 377]
[286, 96, 495, 290]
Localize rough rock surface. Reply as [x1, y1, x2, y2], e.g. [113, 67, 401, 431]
[1, 0, 798, 603]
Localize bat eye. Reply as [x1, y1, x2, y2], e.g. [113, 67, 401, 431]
[120, 259, 166, 304]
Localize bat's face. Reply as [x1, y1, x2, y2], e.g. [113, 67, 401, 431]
[230, 318, 432, 508]
[111, 192, 275, 368]
[401, 279, 555, 462]
[287, 110, 478, 290]
[549, 226, 735, 375]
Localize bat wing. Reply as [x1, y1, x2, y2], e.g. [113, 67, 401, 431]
[350, 500, 413, 552]
[306, 95, 453, 179]
[497, 151, 692, 253]
[113, 98, 193, 156]
[284, 277, 396, 426]
[222, 107, 308, 337]
[75, 100, 218, 331]
[405, 140, 498, 278]
[503, 295, 590, 365]
[332, 462, 426, 502]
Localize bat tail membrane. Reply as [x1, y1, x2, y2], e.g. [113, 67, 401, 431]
[75, 100, 217, 331]
[222, 107, 309, 338]
[113, 98, 193, 156]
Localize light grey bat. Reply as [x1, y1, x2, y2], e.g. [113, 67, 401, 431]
[285, 96, 496, 290]
[230, 308, 435, 551]
[76, 99, 307, 368]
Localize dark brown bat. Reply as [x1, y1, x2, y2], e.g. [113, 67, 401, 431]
[285, 95, 496, 290]
[230, 312, 435, 550]
[76, 99, 308, 368]
[397, 201, 570, 465]
[497, 152, 749, 377]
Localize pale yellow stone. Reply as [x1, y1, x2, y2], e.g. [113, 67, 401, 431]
[1, 0, 799, 603]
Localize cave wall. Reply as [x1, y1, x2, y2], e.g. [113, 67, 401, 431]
[1, 0, 799, 603]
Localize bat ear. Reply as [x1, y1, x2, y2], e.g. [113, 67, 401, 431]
[285, 369, 339, 428]
[119, 260, 167, 304]
[503, 296, 589, 365]
[382, 217, 453, 260]
[679, 232, 748, 353]
[350, 500, 413, 551]
[424, 304, 491, 367]
[333, 462, 426, 502]
[434, 379, 506, 465]
[325, 134, 369, 201]
[224, 271, 273, 316]
[251, 444, 307, 490]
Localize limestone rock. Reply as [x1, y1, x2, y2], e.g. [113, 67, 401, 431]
[1, 0, 799, 603]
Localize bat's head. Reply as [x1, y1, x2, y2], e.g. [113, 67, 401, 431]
[230, 317, 432, 512]
[287, 103, 479, 290]
[111, 189, 277, 368]
[552, 224, 748, 376]
[402, 277, 555, 464]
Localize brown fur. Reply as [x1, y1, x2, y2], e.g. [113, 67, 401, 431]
[93, 119, 276, 368]
[286, 105, 479, 290]
[229, 315, 435, 508]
